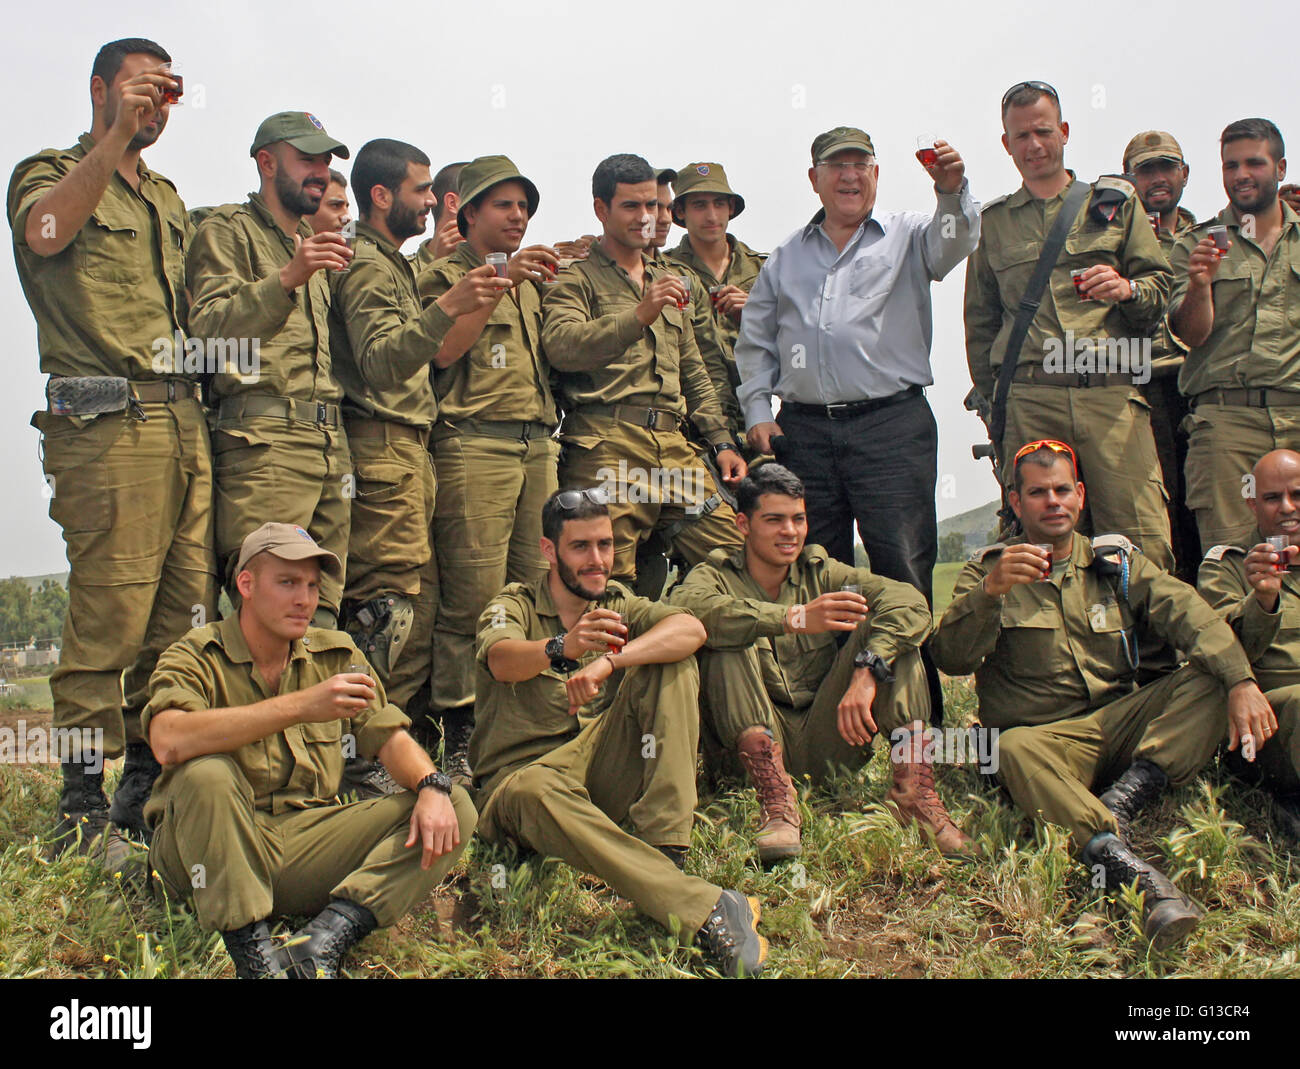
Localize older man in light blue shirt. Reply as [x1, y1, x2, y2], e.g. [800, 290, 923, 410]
[734, 125, 979, 722]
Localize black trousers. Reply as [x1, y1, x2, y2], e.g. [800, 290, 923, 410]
[775, 391, 944, 722]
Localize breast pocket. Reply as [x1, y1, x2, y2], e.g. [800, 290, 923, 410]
[1287, 262, 1300, 330]
[1000, 601, 1069, 676]
[849, 256, 891, 299]
[1212, 262, 1256, 325]
[987, 240, 1040, 297]
[80, 206, 144, 284]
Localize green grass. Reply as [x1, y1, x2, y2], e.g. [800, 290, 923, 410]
[2, 676, 1297, 979]
[932, 562, 964, 616]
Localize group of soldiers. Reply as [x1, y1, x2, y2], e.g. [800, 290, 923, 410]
[9, 37, 1300, 977]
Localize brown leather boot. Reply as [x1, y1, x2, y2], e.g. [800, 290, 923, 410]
[886, 725, 975, 859]
[736, 727, 802, 864]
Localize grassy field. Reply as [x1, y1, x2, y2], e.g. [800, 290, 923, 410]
[2, 676, 1298, 979]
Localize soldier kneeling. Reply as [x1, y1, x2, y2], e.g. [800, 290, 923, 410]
[143, 523, 476, 978]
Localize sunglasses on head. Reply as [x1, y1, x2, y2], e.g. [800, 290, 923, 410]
[1001, 80, 1060, 113]
[553, 486, 611, 512]
[1013, 439, 1078, 476]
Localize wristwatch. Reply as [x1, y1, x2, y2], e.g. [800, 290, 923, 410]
[416, 771, 453, 796]
[852, 649, 895, 683]
[545, 633, 580, 673]
[712, 441, 740, 459]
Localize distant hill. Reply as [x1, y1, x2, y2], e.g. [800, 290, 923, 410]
[937, 499, 1001, 542]
[12, 572, 68, 592]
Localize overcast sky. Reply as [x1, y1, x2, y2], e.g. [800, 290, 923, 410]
[1, 0, 1292, 576]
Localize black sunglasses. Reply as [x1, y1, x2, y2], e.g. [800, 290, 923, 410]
[553, 486, 611, 511]
[1001, 80, 1060, 112]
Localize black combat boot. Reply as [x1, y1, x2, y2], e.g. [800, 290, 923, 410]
[50, 761, 110, 857]
[1098, 758, 1168, 841]
[284, 899, 378, 978]
[221, 920, 292, 979]
[696, 890, 768, 977]
[108, 741, 162, 842]
[339, 756, 402, 800]
[1083, 831, 1201, 950]
[441, 707, 474, 786]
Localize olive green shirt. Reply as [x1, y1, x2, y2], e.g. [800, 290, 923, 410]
[187, 192, 340, 403]
[1170, 202, 1300, 398]
[1197, 530, 1300, 691]
[471, 576, 689, 797]
[669, 544, 930, 710]
[7, 133, 191, 380]
[964, 174, 1172, 400]
[665, 234, 766, 421]
[142, 615, 409, 823]
[540, 241, 731, 446]
[327, 220, 454, 426]
[417, 242, 558, 426]
[1151, 206, 1197, 370]
[931, 534, 1253, 730]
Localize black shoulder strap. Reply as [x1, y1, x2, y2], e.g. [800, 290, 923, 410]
[989, 179, 1093, 452]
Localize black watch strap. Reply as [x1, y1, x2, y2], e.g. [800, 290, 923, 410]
[853, 649, 895, 683]
[712, 441, 739, 458]
[417, 771, 453, 796]
[546, 633, 580, 673]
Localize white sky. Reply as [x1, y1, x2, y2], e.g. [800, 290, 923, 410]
[1, 0, 1293, 575]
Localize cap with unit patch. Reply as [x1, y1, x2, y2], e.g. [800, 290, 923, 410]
[1122, 130, 1185, 172]
[671, 161, 745, 220]
[250, 111, 350, 159]
[235, 521, 343, 580]
[811, 126, 875, 164]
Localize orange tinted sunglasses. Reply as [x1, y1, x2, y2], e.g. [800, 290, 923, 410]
[1013, 439, 1078, 477]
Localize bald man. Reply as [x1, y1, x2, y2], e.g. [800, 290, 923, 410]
[1197, 449, 1298, 838]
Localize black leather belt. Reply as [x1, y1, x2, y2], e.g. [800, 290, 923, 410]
[1011, 366, 1134, 388]
[782, 384, 922, 420]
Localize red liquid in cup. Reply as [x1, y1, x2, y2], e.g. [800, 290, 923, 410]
[1072, 271, 1090, 299]
[915, 147, 938, 167]
[163, 73, 184, 105]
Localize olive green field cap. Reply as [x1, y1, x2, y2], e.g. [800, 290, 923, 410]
[811, 126, 875, 164]
[671, 162, 745, 220]
[249, 111, 349, 159]
[456, 155, 540, 236]
[1123, 130, 1186, 172]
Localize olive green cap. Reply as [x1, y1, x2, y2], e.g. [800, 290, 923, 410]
[235, 522, 342, 581]
[456, 155, 540, 237]
[249, 111, 349, 159]
[671, 162, 745, 220]
[811, 126, 875, 164]
[1123, 130, 1186, 172]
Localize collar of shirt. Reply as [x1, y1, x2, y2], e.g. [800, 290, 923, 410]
[76, 131, 153, 186]
[210, 613, 313, 680]
[449, 240, 486, 269]
[1214, 199, 1300, 238]
[720, 543, 826, 586]
[354, 218, 418, 276]
[669, 233, 736, 279]
[801, 208, 884, 255]
[246, 190, 312, 246]
[1005, 170, 1081, 210]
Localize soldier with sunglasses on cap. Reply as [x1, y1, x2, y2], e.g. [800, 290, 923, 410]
[468, 486, 768, 977]
[932, 439, 1272, 949]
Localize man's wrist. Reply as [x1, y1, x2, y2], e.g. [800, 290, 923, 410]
[416, 770, 453, 796]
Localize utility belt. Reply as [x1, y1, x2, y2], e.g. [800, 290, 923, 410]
[218, 393, 341, 428]
[781, 384, 923, 420]
[1010, 366, 1134, 388]
[46, 376, 200, 419]
[575, 402, 683, 433]
[1191, 387, 1300, 409]
[433, 418, 557, 443]
[343, 414, 430, 446]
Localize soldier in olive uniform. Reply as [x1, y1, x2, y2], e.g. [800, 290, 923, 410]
[1123, 131, 1200, 580]
[932, 440, 1275, 948]
[305, 169, 350, 235]
[671, 464, 970, 864]
[412, 160, 468, 273]
[965, 82, 1174, 569]
[649, 166, 677, 257]
[1197, 449, 1300, 838]
[664, 163, 766, 452]
[328, 140, 509, 794]
[1170, 118, 1300, 551]
[7, 38, 216, 849]
[187, 112, 354, 624]
[417, 156, 560, 780]
[541, 154, 746, 587]
[145, 523, 476, 979]
[471, 489, 767, 976]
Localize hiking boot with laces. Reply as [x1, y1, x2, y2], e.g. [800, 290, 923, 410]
[697, 890, 767, 977]
[441, 707, 474, 787]
[50, 761, 110, 857]
[1098, 759, 1168, 841]
[886, 724, 975, 858]
[736, 726, 801, 864]
[1082, 831, 1202, 949]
